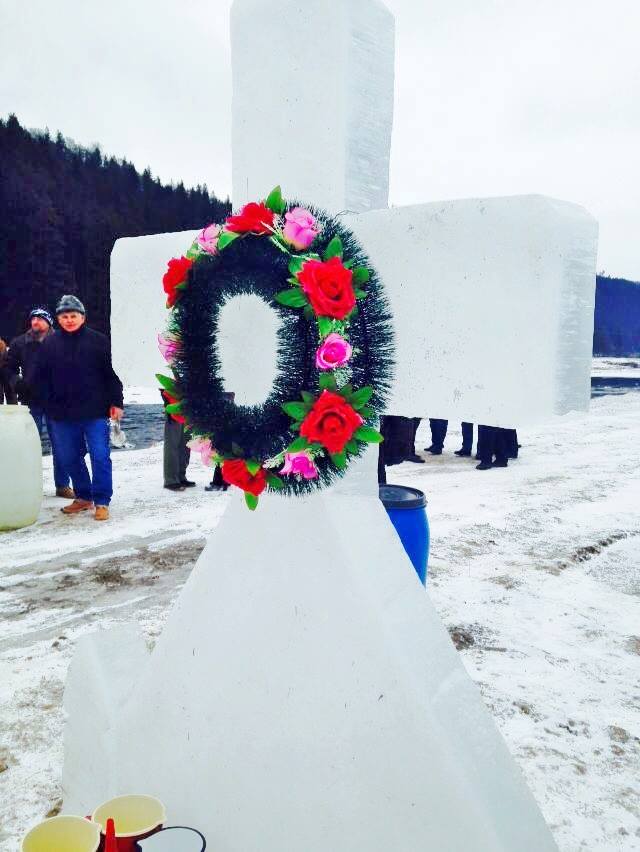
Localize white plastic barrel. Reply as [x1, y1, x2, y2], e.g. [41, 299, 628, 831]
[0, 405, 42, 530]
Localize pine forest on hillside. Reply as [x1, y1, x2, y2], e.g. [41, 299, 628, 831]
[0, 114, 230, 342]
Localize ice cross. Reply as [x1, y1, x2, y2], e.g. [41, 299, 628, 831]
[112, 0, 597, 429]
[65, 2, 596, 848]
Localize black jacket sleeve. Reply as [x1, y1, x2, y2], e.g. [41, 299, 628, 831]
[101, 336, 124, 409]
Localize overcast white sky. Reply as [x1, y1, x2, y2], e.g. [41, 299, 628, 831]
[1, 0, 638, 279]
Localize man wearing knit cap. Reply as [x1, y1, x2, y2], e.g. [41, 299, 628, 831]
[7, 306, 74, 498]
[36, 295, 124, 522]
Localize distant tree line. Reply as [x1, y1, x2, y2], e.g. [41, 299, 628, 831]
[593, 275, 640, 356]
[0, 114, 230, 342]
[1, 114, 638, 354]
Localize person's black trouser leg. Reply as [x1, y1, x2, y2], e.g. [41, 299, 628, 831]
[429, 418, 448, 450]
[494, 428, 509, 466]
[477, 425, 496, 464]
[164, 417, 186, 487]
[505, 428, 518, 458]
[461, 421, 473, 453]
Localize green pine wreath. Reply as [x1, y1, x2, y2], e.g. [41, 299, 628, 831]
[158, 186, 395, 509]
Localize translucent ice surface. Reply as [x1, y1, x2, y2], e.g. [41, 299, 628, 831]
[344, 194, 598, 425]
[111, 230, 197, 390]
[64, 493, 559, 851]
[231, 0, 394, 213]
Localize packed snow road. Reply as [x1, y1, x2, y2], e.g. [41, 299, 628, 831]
[1, 391, 639, 851]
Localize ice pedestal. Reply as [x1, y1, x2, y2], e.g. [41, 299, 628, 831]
[63, 478, 558, 851]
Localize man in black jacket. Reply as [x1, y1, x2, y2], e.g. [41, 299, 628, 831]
[37, 295, 124, 521]
[7, 307, 74, 497]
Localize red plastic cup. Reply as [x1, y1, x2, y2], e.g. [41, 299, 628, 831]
[92, 796, 166, 852]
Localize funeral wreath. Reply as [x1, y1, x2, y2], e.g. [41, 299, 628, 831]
[158, 186, 394, 509]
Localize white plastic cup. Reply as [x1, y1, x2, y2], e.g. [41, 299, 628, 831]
[92, 794, 166, 851]
[22, 815, 101, 852]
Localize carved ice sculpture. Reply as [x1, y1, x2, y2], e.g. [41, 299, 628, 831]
[66, 0, 599, 848]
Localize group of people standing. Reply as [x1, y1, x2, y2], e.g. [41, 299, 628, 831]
[424, 419, 519, 470]
[0, 297, 124, 521]
[378, 416, 519, 482]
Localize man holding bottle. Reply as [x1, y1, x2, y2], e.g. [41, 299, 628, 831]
[36, 295, 124, 522]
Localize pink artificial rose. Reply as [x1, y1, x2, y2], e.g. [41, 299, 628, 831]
[158, 333, 181, 362]
[196, 223, 221, 254]
[280, 451, 318, 480]
[315, 333, 353, 370]
[282, 207, 319, 250]
[187, 437, 213, 467]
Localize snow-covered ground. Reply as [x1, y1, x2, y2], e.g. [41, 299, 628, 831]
[1, 387, 639, 850]
[592, 356, 640, 378]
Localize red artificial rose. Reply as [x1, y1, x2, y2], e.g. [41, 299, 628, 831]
[297, 257, 356, 320]
[300, 390, 363, 455]
[221, 459, 267, 496]
[225, 202, 275, 235]
[161, 390, 186, 424]
[163, 256, 194, 307]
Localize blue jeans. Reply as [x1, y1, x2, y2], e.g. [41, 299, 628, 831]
[49, 418, 113, 506]
[30, 406, 71, 489]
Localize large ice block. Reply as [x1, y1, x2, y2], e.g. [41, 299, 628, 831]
[63, 491, 558, 851]
[344, 194, 598, 424]
[112, 195, 597, 422]
[111, 230, 197, 391]
[231, 0, 395, 213]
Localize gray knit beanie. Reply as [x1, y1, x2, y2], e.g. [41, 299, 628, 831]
[56, 294, 86, 315]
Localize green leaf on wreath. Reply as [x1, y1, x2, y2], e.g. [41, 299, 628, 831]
[338, 383, 354, 400]
[345, 439, 359, 454]
[165, 402, 182, 414]
[275, 289, 308, 308]
[217, 231, 240, 251]
[352, 267, 370, 286]
[323, 236, 343, 261]
[301, 391, 316, 404]
[319, 373, 338, 391]
[360, 405, 374, 419]
[343, 259, 355, 269]
[287, 436, 310, 453]
[266, 472, 285, 490]
[350, 386, 374, 409]
[288, 256, 306, 276]
[282, 401, 310, 420]
[185, 245, 201, 260]
[354, 425, 384, 444]
[245, 459, 261, 476]
[303, 304, 315, 321]
[175, 282, 188, 291]
[330, 450, 347, 469]
[265, 185, 286, 215]
[156, 373, 178, 396]
[355, 289, 368, 300]
[291, 422, 302, 432]
[317, 316, 333, 337]
[269, 235, 290, 254]
[245, 492, 259, 511]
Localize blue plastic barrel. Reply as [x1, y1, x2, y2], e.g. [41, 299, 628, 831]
[379, 484, 429, 584]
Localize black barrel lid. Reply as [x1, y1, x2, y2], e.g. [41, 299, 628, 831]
[379, 484, 427, 509]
